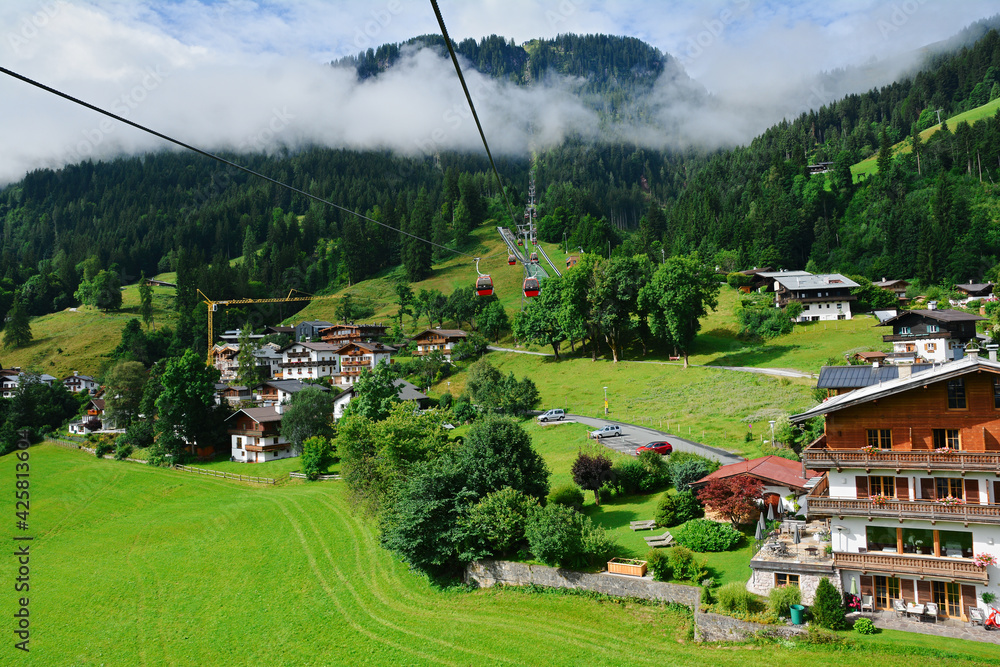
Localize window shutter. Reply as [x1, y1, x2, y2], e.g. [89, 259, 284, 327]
[920, 478, 936, 501]
[964, 479, 980, 504]
[894, 477, 909, 500]
[860, 576, 874, 598]
[916, 580, 932, 604]
[961, 585, 977, 621]
[855, 476, 869, 499]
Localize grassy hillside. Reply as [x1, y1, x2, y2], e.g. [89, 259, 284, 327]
[7, 443, 997, 665]
[2, 283, 178, 378]
[851, 96, 1000, 181]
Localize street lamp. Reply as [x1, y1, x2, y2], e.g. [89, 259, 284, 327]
[604, 386, 608, 416]
[768, 420, 776, 446]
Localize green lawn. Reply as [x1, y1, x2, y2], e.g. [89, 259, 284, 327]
[6, 444, 994, 665]
[187, 455, 336, 481]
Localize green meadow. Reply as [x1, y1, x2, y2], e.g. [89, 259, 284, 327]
[3, 444, 996, 665]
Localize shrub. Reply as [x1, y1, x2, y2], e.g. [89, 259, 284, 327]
[716, 581, 758, 615]
[452, 400, 477, 424]
[811, 577, 848, 630]
[463, 487, 538, 559]
[300, 435, 333, 481]
[438, 392, 453, 409]
[853, 617, 878, 635]
[667, 545, 706, 582]
[767, 584, 801, 617]
[547, 483, 585, 511]
[654, 493, 677, 527]
[805, 626, 846, 645]
[580, 521, 617, 565]
[645, 548, 670, 582]
[637, 450, 670, 491]
[668, 458, 713, 493]
[113, 439, 133, 461]
[673, 490, 704, 523]
[610, 458, 647, 495]
[673, 519, 743, 552]
[94, 439, 113, 458]
[525, 503, 584, 567]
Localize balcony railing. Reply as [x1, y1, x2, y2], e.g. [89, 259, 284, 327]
[882, 331, 955, 342]
[808, 496, 1000, 526]
[834, 551, 988, 584]
[340, 359, 371, 367]
[802, 447, 1000, 473]
[228, 428, 278, 438]
[279, 360, 333, 369]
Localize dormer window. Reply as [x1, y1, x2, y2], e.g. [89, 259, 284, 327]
[927, 325, 939, 333]
[900, 326, 911, 335]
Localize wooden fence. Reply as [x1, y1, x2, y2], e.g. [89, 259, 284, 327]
[289, 471, 341, 481]
[174, 464, 275, 484]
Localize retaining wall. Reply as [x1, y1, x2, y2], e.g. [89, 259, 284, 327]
[696, 612, 806, 642]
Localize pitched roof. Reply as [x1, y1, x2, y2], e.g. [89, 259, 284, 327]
[956, 282, 992, 292]
[255, 379, 330, 393]
[63, 374, 97, 382]
[279, 341, 341, 352]
[298, 320, 333, 327]
[794, 356, 1000, 422]
[873, 279, 909, 288]
[816, 363, 934, 389]
[691, 456, 819, 492]
[877, 309, 985, 326]
[227, 407, 283, 424]
[334, 379, 426, 402]
[773, 273, 859, 290]
[335, 341, 397, 354]
[411, 328, 467, 340]
[756, 270, 812, 279]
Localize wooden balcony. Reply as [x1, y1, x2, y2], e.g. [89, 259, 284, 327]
[340, 358, 371, 367]
[882, 331, 955, 343]
[808, 496, 1000, 526]
[834, 551, 988, 584]
[802, 447, 1000, 473]
[228, 428, 278, 438]
[279, 360, 333, 369]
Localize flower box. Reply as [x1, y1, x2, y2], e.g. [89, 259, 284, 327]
[607, 557, 647, 577]
[974, 553, 997, 568]
[870, 494, 891, 506]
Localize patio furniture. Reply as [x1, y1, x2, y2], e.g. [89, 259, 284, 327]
[629, 520, 657, 531]
[860, 595, 874, 613]
[906, 603, 925, 619]
[892, 599, 907, 618]
[803, 546, 819, 558]
[969, 607, 985, 628]
[924, 602, 938, 623]
[643, 531, 674, 548]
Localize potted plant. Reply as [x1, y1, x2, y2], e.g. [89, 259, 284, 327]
[937, 495, 966, 506]
[982, 592, 996, 606]
[974, 554, 997, 568]
[860, 444, 880, 455]
[870, 493, 890, 506]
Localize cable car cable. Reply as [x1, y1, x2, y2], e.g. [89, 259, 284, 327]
[0, 65, 478, 261]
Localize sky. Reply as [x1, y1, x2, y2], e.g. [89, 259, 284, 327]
[0, 0, 997, 184]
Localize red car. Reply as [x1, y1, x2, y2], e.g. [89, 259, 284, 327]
[636, 441, 672, 455]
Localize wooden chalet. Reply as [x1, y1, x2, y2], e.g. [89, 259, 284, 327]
[955, 281, 994, 299]
[878, 309, 984, 364]
[411, 329, 467, 360]
[319, 323, 388, 348]
[226, 406, 294, 463]
[873, 278, 910, 301]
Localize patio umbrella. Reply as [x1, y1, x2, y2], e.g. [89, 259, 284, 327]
[792, 525, 800, 544]
[754, 522, 763, 542]
[766, 503, 776, 521]
[850, 577, 858, 596]
[758, 511, 767, 532]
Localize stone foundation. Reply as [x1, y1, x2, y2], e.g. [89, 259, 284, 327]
[696, 612, 807, 642]
[746, 567, 841, 605]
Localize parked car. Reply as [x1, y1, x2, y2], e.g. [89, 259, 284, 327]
[537, 409, 566, 423]
[590, 424, 622, 439]
[636, 441, 672, 455]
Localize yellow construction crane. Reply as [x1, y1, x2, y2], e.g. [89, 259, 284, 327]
[198, 288, 340, 365]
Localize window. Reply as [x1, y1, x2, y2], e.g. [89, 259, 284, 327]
[927, 325, 940, 333]
[994, 378, 1000, 409]
[939, 530, 973, 558]
[874, 576, 901, 610]
[866, 429, 892, 449]
[901, 528, 934, 556]
[933, 429, 961, 449]
[925, 342, 937, 353]
[235, 437, 242, 447]
[869, 476, 895, 498]
[935, 478, 963, 501]
[900, 326, 912, 334]
[947, 378, 966, 409]
[866, 525, 898, 552]
[933, 582, 960, 617]
[774, 573, 799, 588]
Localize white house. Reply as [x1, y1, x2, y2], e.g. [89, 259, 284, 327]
[334, 341, 396, 388]
[63, 371, 100, 394]
[772, 273, 859, 322]
[253, 379, 331, 406]
[877, 309, 985, 364]
[332, 379, 429, 420]
[226, 405, 295, 463]
[279, 342, 340, 381]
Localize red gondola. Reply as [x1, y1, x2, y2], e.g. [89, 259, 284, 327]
[476, 275, 494, 296]
[517, 238, 523, 246]
[507, 254, 516, 266]
[523, 276, 539, 298]
[529, 252, 538, 264]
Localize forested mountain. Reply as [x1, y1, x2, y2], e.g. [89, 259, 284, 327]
[1, 24, 1000, 356]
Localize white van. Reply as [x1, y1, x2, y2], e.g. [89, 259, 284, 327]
[537, 409, 566, 423]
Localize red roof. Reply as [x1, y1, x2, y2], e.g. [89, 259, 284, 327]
[691, 456, 818, 492]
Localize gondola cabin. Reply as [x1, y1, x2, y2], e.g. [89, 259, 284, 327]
[507, 254, 516, 266]
[529, 252, 538, 264]
[476, 275, 494, 297]
[523, 277, 539, 298]
[517, 238, 523, 246]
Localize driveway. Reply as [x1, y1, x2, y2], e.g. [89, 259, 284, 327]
[553, 414, 744, 466]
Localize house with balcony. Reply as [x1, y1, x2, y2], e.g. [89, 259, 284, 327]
[792, 353, 1000, 622]
[873, 278, 910, 302]
[253, 379, 331, 406]
[295, 320, 333, 342]
[773, 273, 859, 322]
[955, 281, 994, 300]
[319, 323, 388, 348]
[226, 405, 295, 463]
[209, 343, 240, 382]
[690, 456, 821, 516]
[279, 342, 340, 381]
[411, 329, 467, 360]
[334, 341, 396, 387]
[63, 371, 100, 394]
[877, 309, 984, 364]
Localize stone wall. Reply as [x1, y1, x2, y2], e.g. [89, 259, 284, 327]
[746, 568, 841, 605]
[696, 612, 806, 642]
[465, 560, 700, 607]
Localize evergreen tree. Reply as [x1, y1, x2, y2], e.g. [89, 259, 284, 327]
[876, 129, 892, 175]
[236, 324, 261, 389]
[453, 198, 472, 248]
[404, 189, 433, 281]
[3, 298, 31, 349]
[138, 272, 154, 330]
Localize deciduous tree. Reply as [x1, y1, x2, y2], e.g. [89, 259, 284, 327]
[103, 360, 147, 428]
[571, 450, 613, 506]
[3, 297, 31, 349]
[696, 475, 764, 526]
[280, 386, 335, 453]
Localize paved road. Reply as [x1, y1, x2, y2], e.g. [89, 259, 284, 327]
[487, 345, 553, 356]
[549, 414, 744, 466]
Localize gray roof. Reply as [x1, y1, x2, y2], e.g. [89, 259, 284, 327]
[874, 279, 909, 288]
[873, 309, 899, 322]
[227, 407, 283, 424]
[773, 273, 859, 290]
[794, 356, 1000, 422]
[280, 341, 341, 352]
[394, 379, 427, 402]
[816, 364, 934, 389]
[757, 270, 812, 279]
[877, 309, 985, 326]
[256, 380, 330, 393]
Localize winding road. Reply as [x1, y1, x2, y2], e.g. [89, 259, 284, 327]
[543, 414, 744, 466]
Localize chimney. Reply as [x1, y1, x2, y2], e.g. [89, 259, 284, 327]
[988, 345, 999, 362]
[928, 301, 937, 311]
[73, 370, 79, 376]
[275, 403, 284, 415]
[967, 345, 980, 361]
[872, 361, 879, 369]
[898, 365, 912, 379]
